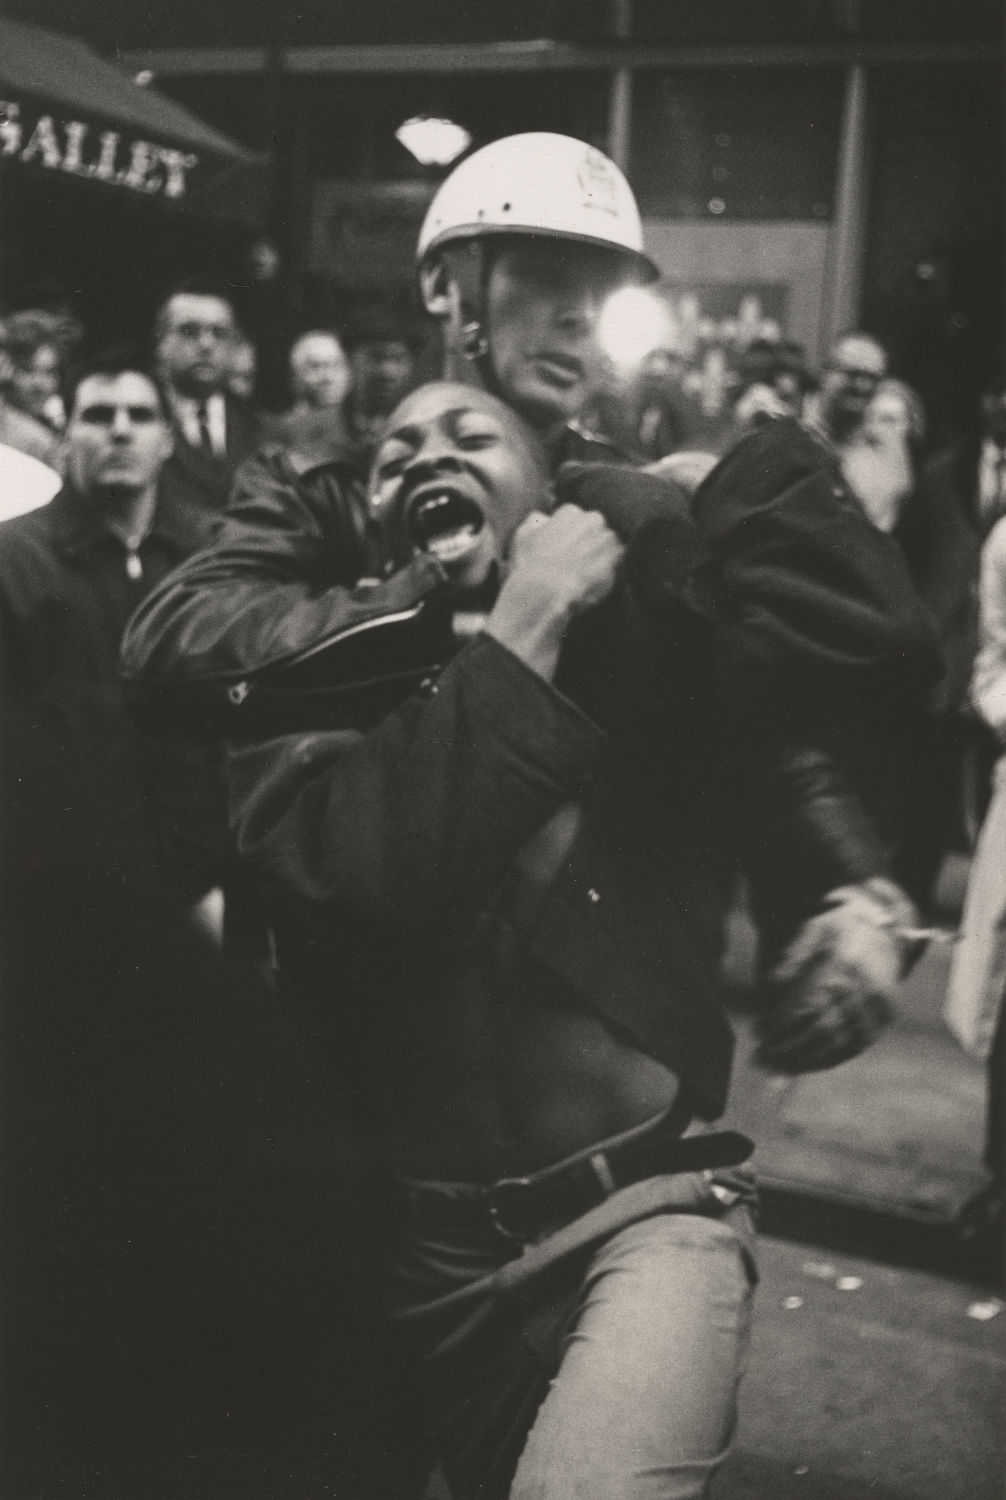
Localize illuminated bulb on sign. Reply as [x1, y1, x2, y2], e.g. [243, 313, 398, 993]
[395, 116, 472, 167]
[598, 288, 676, 370]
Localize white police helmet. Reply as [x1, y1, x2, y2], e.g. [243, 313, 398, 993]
[417, 132, 658, 283]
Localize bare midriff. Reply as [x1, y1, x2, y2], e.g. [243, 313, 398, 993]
[375, 799, 683, 1181]
[380, 967, 681, 1182]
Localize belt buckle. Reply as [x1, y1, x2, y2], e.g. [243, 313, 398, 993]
[485, 1174, 535, 1243]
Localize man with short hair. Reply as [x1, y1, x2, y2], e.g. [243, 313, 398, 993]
[0, 351, 331, 1499]
[154, 280, 262, 511]
[807, 329, 889, 445]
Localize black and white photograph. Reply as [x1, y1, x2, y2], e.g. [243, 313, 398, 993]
[0, 3, 1004, 1497]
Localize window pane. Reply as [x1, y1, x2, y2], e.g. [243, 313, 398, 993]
[631, 68, 844, 220]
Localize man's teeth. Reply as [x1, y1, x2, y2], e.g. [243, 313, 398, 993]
[425, 525, 479, 562]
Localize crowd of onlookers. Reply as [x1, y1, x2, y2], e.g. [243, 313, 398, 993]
[0, 283, 424, 518]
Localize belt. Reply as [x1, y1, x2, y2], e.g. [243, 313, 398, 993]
[393, 1113, 753, 1246]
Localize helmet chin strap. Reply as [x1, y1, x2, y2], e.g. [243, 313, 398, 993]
[446, 241, 501, 398]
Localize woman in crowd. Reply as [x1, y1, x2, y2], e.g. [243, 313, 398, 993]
[1, 309, 70, 434]
[841, 377, 980, 909]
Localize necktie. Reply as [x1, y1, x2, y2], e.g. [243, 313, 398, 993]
[196, 400, 213, 454]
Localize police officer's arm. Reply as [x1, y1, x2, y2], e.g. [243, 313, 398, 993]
[560, 438, 937, 1074]
[658, 419, 943, 1073]
[691, 417, 943, 687]
[121, 446, 443, 686]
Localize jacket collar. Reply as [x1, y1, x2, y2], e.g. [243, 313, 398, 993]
[46, 483, 193, 563]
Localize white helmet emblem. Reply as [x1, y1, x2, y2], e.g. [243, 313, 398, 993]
[577, 148, 620, 216]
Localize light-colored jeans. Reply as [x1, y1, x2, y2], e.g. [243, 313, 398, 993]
[391, 1175, 757, 1500]
[510, 1211, 755, 1500]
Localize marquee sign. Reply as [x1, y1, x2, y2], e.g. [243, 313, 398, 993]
[0, 99, 199, 200]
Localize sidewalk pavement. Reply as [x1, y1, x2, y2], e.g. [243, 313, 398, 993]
[716, 1234, 1005, 1500]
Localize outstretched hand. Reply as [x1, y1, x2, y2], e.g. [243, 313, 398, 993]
[754, 880, 918, 1073]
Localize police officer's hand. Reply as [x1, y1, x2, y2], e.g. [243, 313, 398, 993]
[754, 879, 918, 1073]
[484, 505, 624, 679]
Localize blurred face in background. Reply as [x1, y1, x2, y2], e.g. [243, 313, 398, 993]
[638, 346, 686, 404]
[289, 332, 351, 409]
[157, 293, 237, 399]
[9, 342, 61, 424]
[861, 380, 925, 447]
[821, 334, 887, 437]
[64, 371, 173, 501]
[349, 338, 416, 419]
[227, 339, 257, 401]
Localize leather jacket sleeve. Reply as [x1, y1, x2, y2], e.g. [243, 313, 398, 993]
[691, 417, 944, 693]
[685, 420, 944, 948]
[121, 445, 442, 685]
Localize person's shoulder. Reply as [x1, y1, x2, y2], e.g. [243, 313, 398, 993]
[984, 513, 1006, 562]
[235, 439, 364, 490]
[694, 414, 836, 497]
[0, 485, 63, 587]
[562, 422, 635, 465]
[0, 503, 51, 544]
[0, 443, 61, 523]
[0, 404, 59, 465]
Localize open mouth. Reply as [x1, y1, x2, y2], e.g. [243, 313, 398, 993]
[407, 488, 485, 564]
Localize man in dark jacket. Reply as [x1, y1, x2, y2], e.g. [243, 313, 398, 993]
[0, 350, 377, 1500]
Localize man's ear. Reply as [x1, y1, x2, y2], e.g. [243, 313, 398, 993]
[418, 257, 456, 321]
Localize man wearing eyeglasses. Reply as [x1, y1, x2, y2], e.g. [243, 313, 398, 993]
[806, 329, 889, 446]
[154, 278, 263, 512]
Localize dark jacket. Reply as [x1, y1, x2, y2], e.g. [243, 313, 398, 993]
[160, 390, 264, 514]
[0, 483, 400, 1492]
[0, 484, 222, 893]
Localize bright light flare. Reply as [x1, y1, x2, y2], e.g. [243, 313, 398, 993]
[598, 288, 676, 370]
[395, 116, 472, 167]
